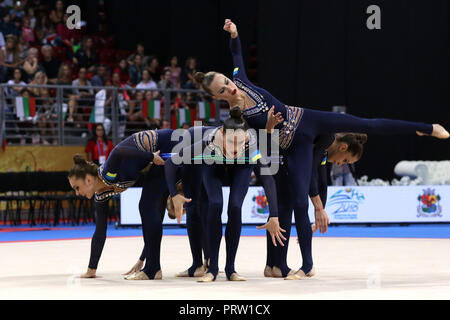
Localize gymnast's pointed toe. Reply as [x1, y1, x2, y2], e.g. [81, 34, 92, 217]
[229, 273, 246, 281]
[284, 267, 315, 280]
[124, 271, 150, 280]
[197, 272, 216, 283]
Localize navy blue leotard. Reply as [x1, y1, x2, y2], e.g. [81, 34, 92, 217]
[165, 126, 279, 279]
[230, 34, 433, 274]
[88, 129, 179, 278]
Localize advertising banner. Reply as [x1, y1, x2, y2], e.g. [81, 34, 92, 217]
[120, 186, 450, 225]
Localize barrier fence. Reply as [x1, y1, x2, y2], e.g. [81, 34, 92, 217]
[0, 83, 221, 147]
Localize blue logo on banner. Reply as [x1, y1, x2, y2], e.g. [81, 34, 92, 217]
[327, 188, 365, 220]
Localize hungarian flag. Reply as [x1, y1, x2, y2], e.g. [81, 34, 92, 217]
[176, 107, 193, 127]
[198, 101, 216, 121]
[142, 100, 161, 119]
[88, 90, 106, 130]
[15, 97, 36, 119]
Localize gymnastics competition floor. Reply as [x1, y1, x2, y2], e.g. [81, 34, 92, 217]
[1, 224, 450, 299]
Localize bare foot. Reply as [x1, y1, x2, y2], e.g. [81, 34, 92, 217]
[417, 124, 449, 139]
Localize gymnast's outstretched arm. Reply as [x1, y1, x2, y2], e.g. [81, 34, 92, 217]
[225, 18, 250, 83]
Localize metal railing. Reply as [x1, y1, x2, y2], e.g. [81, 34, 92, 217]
[0, 84, 222, 146]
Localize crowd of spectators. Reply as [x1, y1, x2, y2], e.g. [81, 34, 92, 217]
[1, 0, 213, 145]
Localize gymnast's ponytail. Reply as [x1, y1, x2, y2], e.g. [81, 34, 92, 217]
[223, 106, 249, 131]
[335, 133, 368, 159]
[68, 154, 99, 179]
[194, 71, 217, 95]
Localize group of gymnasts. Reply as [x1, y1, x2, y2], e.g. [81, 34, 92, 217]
[67, 19, 449, 282]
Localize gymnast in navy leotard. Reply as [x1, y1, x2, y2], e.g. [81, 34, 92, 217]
[68, 129, 180, 280]
[165, 108, 284, 282]
[192, 19, 449, 279]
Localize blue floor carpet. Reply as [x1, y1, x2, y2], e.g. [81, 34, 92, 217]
[1, 223, 450, 243]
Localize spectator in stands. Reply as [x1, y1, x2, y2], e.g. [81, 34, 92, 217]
[136, 69, 157, 90]
[128, 42, 149, 67]
[22, 46, 39, 81]
[90, 64, 108, 87]
[5, 67, 25, 97]
[37, 88, 57, 145]
[10, 16, 22, 37]
[167, 55, 181, 88]
[72, 67, 94, 107]
[40, 44, 61, 83]
[114, 58, 129, 85]
[181, 56, 197, 89]
[128, 53, 143, 85]
[17, 33, 29, 60]
[29, 70, 48, 98]
[0, 34, 21, 82]
[157, 68, 172, 90]
[85, 123, 114, 166]
[0, 14, 16, 37]
[57, 12, 81, 44]
[73, 36, 97, 73]
[21, 16, 34, 43]
[9, 0, 25, 19]
[26, 7, 36, 29]
[34, 12, 53, 37]
[147, 55, 160, 83]
[127, 90, 149, 128]
[181, 122, 190, 130]
[49, 0, 64, 25]
[56, 63, 76, 117]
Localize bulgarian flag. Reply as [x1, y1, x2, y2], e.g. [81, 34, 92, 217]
[198, 101, 216, 121]
[15, 97, 36, 119]
[142, 100, 161, 119]
[176, 107, 194, 127]
[88, 90, 106, 130]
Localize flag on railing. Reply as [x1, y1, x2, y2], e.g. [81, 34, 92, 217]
[176, 107, 192, 127]
[88, 89, 106, 130]
[198, 101, 216, 121]
[142, 100, 161, 119]
[15, 97, 36, 119]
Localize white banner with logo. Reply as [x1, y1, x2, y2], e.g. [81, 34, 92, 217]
[120, 185, 450, 225]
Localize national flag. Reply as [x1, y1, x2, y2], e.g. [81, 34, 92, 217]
[88, 90, 106, 130]
[142, 100, 161, 119]
[176, 107, 192, 127]
[15, 97, 36, 119]
[198, 101, 216, 121]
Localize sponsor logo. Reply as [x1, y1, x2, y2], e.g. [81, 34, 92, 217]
[327, 188, 365, 220]
[251, 190, 269, 218]
[417, 188, 442, 218]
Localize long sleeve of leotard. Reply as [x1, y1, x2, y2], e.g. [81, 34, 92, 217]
[88, 200, 109, 269]
[254, 163, 279, 218]
[165, 140, 205, 197]
[230, 35, 249, 82]
[309, 135, 334, 198]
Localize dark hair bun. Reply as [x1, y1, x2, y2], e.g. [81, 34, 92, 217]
[193, 72, 205, 84]
[229, 106, 243, 119]
[355, 133, 368, 145]
[73, 154, 87, 165]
